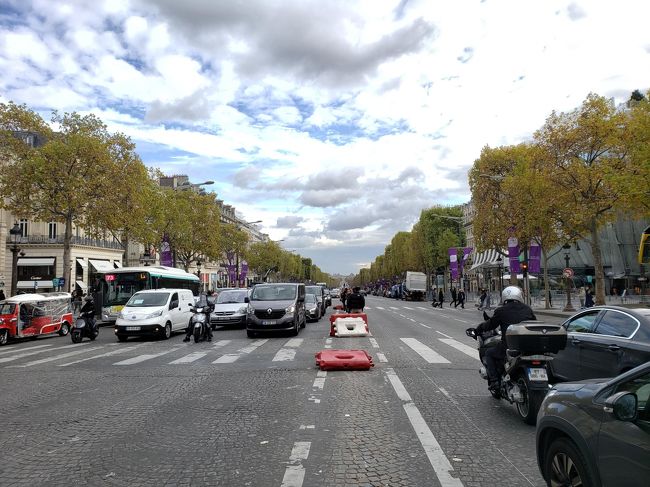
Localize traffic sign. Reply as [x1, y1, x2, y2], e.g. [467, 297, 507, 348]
[58, 277, 65, 286]
[562, 268, 574, 278]
[52, 278, 60, 287]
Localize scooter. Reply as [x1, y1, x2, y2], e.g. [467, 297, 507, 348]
[190, 304, 212, 343]
[71, 311, 99, 344]
[466, 312, 566, 425]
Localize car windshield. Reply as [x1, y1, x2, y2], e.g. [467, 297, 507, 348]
[251, 286, 296, 301]
[126, 293, 169, 307]
[216, 290, 248, 304]
[305, 295, 317, 304]
[306, 286, 321, 295]
[0, 303, 16, 315]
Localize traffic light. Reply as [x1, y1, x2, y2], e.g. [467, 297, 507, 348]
[521, 261, 528, 276]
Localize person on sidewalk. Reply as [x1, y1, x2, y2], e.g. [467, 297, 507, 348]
[457, 289, 465, 308]
[585, 285, 594, 308]
[438, 288, 444, 308]
[578, 286, 586, 308]
[478, 288, 487, 310]
[450, 287, 457, 307]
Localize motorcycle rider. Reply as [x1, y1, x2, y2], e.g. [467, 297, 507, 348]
[79, 295, 97, 333]
[473, 286, 536, 392]
[183, 294, 213, 342]
[345, 286, 365, 313]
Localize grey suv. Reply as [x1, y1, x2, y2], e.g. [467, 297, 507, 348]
[245, 283, 306, 338]
[536, 361, 650, 486]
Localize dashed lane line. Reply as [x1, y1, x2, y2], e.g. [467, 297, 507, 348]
[400, 338, 450, 364]
[377, 352, 388, 363]
[375, 306, 385, 310]
[403, 306, 414, 310]
[385, 368, 464, 487]
[390, 306, 399, 310]
[280, 441, 311, 487]
[312, 370, 326, 390]
[453, 318, 470, 324]
[369, 338, 379, 348]
[419, 323, 432, 329]
[417, 307, 428, 310]
[436, 331, 453, 339]
[273, 338, 303, 362]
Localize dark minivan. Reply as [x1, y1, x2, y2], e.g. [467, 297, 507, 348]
[245, 283, 306, 338]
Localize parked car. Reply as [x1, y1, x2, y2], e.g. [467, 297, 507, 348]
[245, 283, 306, 338]
[305, 294, 321, 322]
[114, 289, 194, 341]
[549, 306, 650, 382]
[210, 289, 249, 329]
[536, 361, 650, 487]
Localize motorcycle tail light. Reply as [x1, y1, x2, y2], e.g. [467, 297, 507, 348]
[531, 360, 541, 365]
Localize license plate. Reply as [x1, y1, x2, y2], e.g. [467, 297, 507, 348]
[216, 316, 229, 320]
[528, 367, 548, 381]
[126, 326, 140, 331]
[262, 320, 276, 325]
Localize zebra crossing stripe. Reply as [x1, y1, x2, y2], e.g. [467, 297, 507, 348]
[438, 338, 479, 360]
[0, 344, 77, 364]
[169, 351, 208, 364]
[9, 346, 104, 367]
[400, 338, 450, 364]
[58, 344, 146, 366]
[213, 339, 268, 364]
[113, 347, 181, 366]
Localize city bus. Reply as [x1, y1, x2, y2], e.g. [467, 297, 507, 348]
[95, 266, 200, 324]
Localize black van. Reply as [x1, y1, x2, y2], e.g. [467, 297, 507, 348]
[245, 283, 306, 338]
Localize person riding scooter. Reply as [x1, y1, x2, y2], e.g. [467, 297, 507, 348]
[79, 295, 97, 332]
[183, 295, 213, 342]
[345, 287, 365, 313]
[473, 286, 536, 392]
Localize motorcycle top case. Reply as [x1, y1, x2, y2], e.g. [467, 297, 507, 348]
[315, 350, 374, 371]
[505, 321, 567, 354]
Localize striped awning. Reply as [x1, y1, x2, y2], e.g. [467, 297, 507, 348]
[469, 249, 506, 271]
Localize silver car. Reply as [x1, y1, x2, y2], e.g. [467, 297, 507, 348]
[210, 289, 249, 329]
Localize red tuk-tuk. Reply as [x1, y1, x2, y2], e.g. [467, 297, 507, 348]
[0, 292, 74, 346]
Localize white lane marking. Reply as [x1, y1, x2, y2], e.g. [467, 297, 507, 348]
[0, 344, 78, 363]
[324, 337, 332, 349]
[213, 340, 230, 348]
[213, 339, 268, 363]
[438, 314, 451, 318]
[376, 306, 385, 310]
[390, 306, 399, 310]
[417, 307, 428, 310]
[313, 378, 326, 389]
[299, 425, 315, 430]
[273, 348, 297, 362]
[453, 318, 469, 323]
[364, 307, 371, 310]
[439, 339, 480, 361]
[385, 368, 464, 487]
[403, 306, 414, 310]
[409, 318, 416, 322]
[419, 323, 432, 329]
[113, 347, 181, 366]
[369, 338, 379, 348]
[9, 346, 104, 367]
[377, 352, 388, 363]
[58, 345, 145, 367]
[401, 338, 451, 364]
[285, 338, 303, 348]
[436, 331, 453, 339]
[281, 441, 311, 487]
[169, 351, 208, 364]
[438, 387, 457, 403]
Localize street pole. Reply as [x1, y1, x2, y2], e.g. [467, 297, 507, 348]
[9, 222, 22, 298]
[562, 248, 575, 312]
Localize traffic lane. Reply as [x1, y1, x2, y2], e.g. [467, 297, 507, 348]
[364, 305, 545, 486]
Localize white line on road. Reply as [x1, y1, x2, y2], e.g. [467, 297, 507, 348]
[324, 337, 332, 349]
[375, 306, 385, 310]
[377, 352, 388, 363]
[417, 307, 428, 310]
[409, 318, 416, 322]
[273, 348, 296, 362]
[213, 340, 231, 348]
[213, 339, 268, 363]
[0, 344, 77, 363]
[453, 318, 469, 323]
[390, 306, 399, 310]
[280, 441, 311, 487]
[313, 371, 326, 389]
[0, 343, 52, 356]
[403, 306, 414, 310]
[113, 347, 181, 366]
[169, 351, 208, 364]
[439, 339, 479, 361]
[436, 331, 453, 339]
[385, 368, 464, 487]
[419, 323, 432, 329]
[364, 307, 371, 310]
[401, 338, 450, 364]
[8, 346, 104, 367]
[369, 338, 379, 348]
[58, 344, 145, 366]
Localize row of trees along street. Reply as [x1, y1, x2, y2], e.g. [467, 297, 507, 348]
[354, 91, 650, 306]
[0, 102, 333, 289]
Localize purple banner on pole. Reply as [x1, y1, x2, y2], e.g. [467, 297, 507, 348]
[160, 233, 172, 267]
[228, 264, 236, 283]
[240, 262, 249, 281]
[508, 237, 520, 274]
[449, 248, 458, 280]
[459, 247, 473, 274]
[528, 240, 541, 274]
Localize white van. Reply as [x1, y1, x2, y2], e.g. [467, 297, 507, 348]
[114, 289, 194, 341]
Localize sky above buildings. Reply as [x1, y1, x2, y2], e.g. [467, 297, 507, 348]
[1, 0, 649, 274]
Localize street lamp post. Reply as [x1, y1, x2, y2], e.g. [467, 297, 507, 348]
[196, 260, 203, 292]
[496, 256, 504, 302]
[562, 244, 575, 312]
[9, 222, 22, 297]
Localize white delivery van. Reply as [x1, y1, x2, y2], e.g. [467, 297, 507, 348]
[114, 289, 194, 341]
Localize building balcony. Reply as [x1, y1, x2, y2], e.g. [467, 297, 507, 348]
[6, 235, 124, 250]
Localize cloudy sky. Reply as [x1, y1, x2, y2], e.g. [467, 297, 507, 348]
[1, 0, 648, 274]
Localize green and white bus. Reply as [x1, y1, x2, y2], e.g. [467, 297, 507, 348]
[96, 266, 200, 323]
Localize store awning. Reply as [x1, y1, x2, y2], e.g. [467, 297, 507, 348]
[113, 261, 122, 268]
[76, 258, 87, 268]
[76, 280, 87, 290]
[17, 258, 55, 266]
[17, 280, 53, 288]
[89, 259, 113, 272]
[502, 273, 538, 280]
[469, 249, 505, 271]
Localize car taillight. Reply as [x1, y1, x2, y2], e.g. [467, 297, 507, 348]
[532, 360, 541, 365]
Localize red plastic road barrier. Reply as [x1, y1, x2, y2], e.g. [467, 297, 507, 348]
[315, 350, 374, 371]
[333, 304, 344, 310]
[329, 313, 368, 337]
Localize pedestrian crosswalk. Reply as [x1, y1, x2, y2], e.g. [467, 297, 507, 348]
[1, 334, 479, 369]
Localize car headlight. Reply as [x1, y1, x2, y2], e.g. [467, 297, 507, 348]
[247, 306, 254, 315]
[285, 305, 295, 314]
[238, 306, 248, 314]
[145, 309, 163, 319]
[309, 307, 317, 313]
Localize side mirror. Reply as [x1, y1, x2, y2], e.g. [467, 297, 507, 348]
[604, 391, 638, 422]
[244, 297, 249, 303]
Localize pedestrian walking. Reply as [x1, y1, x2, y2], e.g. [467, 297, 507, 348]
[578, 286, 585, 308]
[0, 289, 5, 301]
[457, 289, 465, 308]
[72, 290, 82, 315]
[450, 287, 458, 307]
[585, 285, 594, 308]
[438, 288, 444, 308]
[478, 288, 487, 310]
[548, 290, 553, 307]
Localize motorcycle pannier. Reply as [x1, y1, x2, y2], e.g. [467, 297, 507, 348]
[505, 321, 567, 354]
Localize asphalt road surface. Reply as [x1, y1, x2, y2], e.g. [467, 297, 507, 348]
[1, 296, 547, 487]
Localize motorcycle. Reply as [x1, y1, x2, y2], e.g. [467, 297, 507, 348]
[189, 304, 212, 343]
[466, 312, 567, 425]
[71, 311, 99, 343]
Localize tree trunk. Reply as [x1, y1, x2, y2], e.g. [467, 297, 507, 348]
[590, 218, 606, 305]
[542, 248, 551, 309]
[63, 215, 73, 293]
[122, 234, 129, 267]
